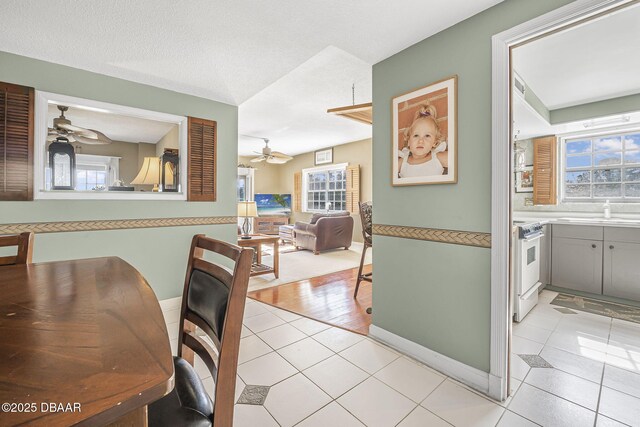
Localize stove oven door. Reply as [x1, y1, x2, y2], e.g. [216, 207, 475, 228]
[514, 233, 543, 322]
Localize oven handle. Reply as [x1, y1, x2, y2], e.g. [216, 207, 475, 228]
[522, 232, 544, 243]
[520, 281, 543, 300]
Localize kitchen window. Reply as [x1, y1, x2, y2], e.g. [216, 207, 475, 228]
[563, 131, 640, 201]
[302, 163, 348, 212]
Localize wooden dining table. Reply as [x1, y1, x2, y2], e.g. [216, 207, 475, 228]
[0, 257, 174, 426]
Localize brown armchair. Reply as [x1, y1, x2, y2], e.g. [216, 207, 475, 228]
[294, 212, 354, 254]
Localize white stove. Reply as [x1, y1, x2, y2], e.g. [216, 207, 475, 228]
[513, 222, 544, 322]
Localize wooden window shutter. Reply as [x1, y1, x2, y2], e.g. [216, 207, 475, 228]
[533, 136, 557, 205]
[345, 164, 360, 213]
[187, 117, 216, 201]
[293, 171, 302, 212]
[0, 82, 34, 201]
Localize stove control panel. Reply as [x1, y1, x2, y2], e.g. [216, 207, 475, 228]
[518, 223, 543, 239]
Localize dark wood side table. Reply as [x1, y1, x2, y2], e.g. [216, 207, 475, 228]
[237, 234, 279, 278]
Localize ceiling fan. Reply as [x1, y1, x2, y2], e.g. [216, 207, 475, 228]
[47, 105, 113, 145]
[250, 138, 293, 164]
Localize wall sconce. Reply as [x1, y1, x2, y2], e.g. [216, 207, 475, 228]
[48, 137, 76, 190]
[237, 201, 258, 239]
[131, 157, 160, 191]
[161, 149, 179, 192]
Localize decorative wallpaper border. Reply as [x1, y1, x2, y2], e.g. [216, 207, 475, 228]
[0, 216, 237, 235]
[372, 224, 491, 248]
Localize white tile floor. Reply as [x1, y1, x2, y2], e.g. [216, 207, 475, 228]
[162, 290, 640, 426]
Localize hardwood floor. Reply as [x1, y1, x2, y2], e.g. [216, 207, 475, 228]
[247, 265, 372, 335]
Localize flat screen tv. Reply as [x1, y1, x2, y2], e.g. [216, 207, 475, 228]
[255, 193, 292, 216]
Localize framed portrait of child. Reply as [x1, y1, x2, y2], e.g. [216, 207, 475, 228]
[392, 75, 457, 186]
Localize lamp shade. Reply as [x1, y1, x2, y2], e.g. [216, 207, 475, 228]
[131, 157, 161, 185]
[237, 201, 258, 217]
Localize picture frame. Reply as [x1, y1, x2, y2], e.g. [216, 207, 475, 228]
[392, 75, 457, 186]
[515, 166, 534, 193]
[314, 147, 333, 165]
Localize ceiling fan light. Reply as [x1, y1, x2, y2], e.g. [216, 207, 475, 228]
[266, 157, 287, 164]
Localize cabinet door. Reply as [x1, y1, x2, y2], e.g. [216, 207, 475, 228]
[551, 237, 603, 294]
[603, 241, 640, 301]
[539, 225, 551, 285]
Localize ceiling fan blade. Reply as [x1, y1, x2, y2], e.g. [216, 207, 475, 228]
[77, 129, 112, 144]
[56, 122, 98, 138]
[250, 157, 265, 163]
[266, 156, 288, 164]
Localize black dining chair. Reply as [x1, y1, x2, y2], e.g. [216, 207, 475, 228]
[149, 235, 253, 427]
[354, 201, 372, 299]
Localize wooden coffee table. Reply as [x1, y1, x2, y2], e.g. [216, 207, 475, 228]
[237, 234, 279, 278]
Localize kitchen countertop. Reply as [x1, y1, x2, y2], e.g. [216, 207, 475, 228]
[513, 212, 640, 228]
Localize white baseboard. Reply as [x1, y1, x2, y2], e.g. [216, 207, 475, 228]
[488, 373, 506, 401]
[369, 325, 490, 396]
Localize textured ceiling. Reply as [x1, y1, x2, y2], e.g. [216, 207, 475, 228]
[238, 46, 373, 157]
[513, 3, 640, 110]
[1, 0, 503, 155]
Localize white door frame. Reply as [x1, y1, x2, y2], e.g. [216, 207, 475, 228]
[489, 0, 633, 400]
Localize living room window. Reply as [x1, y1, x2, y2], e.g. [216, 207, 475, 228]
[302, 163, 348, 212]
[562, 130, 640, 201]
[237, 167, 255, 201]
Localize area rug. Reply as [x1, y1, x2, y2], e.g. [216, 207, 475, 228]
[551, 293, 640, 324]
[248, 242, 372, 292]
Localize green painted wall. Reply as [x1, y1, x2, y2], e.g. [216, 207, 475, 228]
[0, 51, 238, 300]
[372, 0, 573, 372]
[550, 92, 640, 124]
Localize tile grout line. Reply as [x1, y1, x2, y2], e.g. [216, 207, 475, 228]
[389, 402, 421, 427]
[592, 319, 613, 427]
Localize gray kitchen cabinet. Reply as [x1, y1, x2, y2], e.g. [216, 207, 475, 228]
[539, 224, 551, 285]
[551, 236, 603, 294]
[603, 241, 640, 301]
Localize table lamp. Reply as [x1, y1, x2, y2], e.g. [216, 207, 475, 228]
[131, 157, 161, 191]
[237, 201, 258, 239]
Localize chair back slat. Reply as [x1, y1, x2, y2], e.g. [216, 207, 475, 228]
[0, 232, 34, 266]
[182, 329, 219, 378]
[194, 235, 243, 262]
[184, 310, 221, 349]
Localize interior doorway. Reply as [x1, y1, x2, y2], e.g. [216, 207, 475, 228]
[491, 0, 640, 403]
